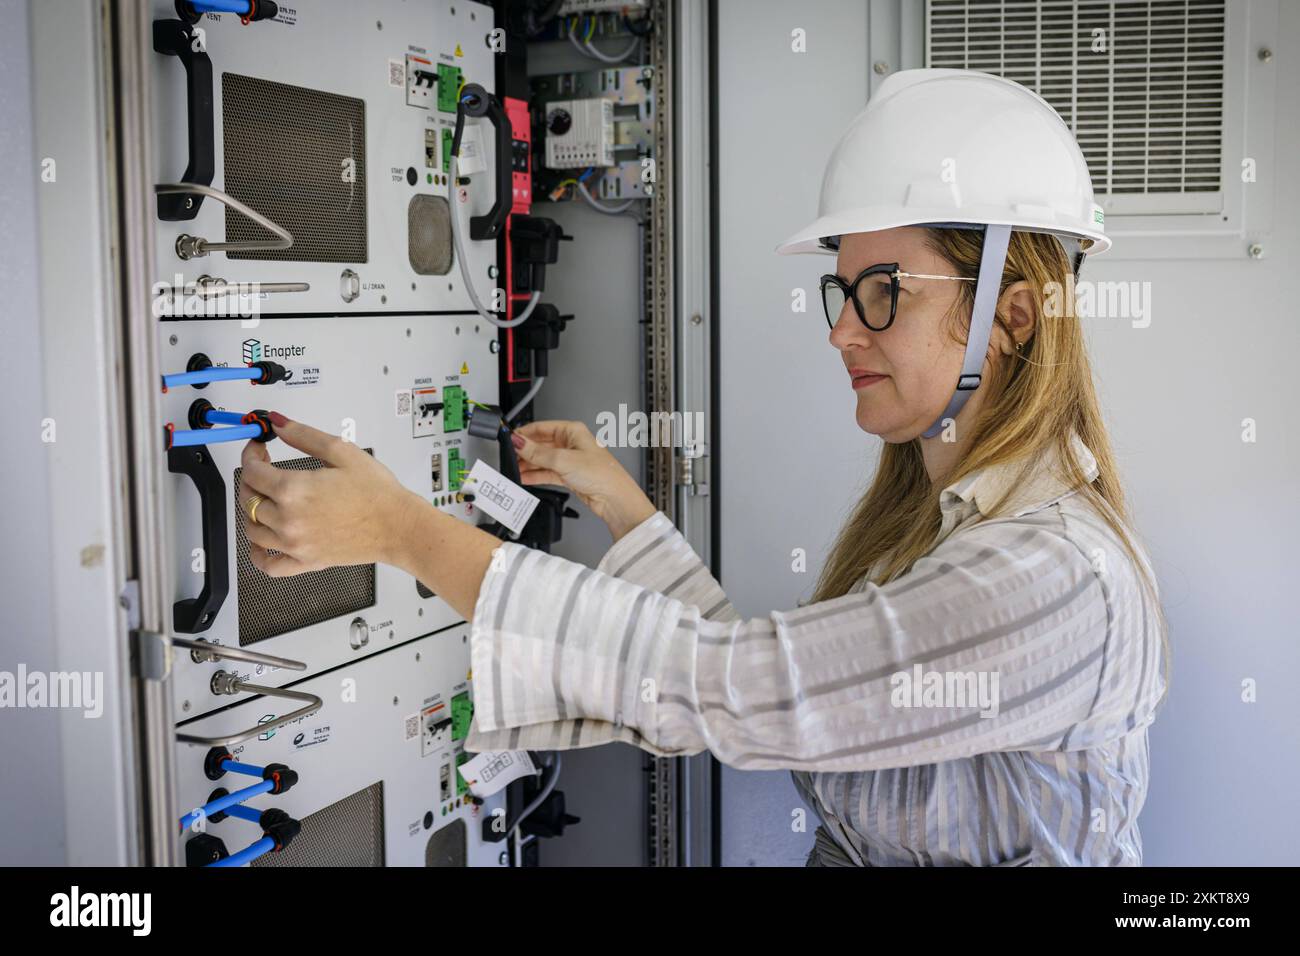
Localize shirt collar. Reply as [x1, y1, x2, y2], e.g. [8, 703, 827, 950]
[938, 432, 1100, 519]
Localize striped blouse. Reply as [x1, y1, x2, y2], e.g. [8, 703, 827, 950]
[464, 432, 1168, 866]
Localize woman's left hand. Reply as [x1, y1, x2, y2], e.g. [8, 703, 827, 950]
[238, 413, 420, 577]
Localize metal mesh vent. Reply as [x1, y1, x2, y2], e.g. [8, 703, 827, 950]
[253, 781, 385, 867]
[425, 818, 468, 867]
[222, 73, 368, 261]
[927, 0, 1226, 195]
[408, 194, 454, 275]
[234, 454, 376, 646]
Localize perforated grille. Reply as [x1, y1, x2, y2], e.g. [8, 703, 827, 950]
[927, 0, 1226, 195]
[234, 454, 375, 646]
[408, 194, 453, 275]
[253, 781, 385, 867]
[222, 73, 368, 261]
[425, 818, 468, 867]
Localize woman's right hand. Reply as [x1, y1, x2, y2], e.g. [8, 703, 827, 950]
[512, 420, 657, 542]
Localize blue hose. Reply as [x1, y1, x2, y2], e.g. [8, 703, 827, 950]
[163, 366, 261, 389]
[179, 779, 275, 833]
[203, 409, 248, 426]
[220, 759, 267, 778]
[208, 836, 276, 868]
[186, 0, 252, 15]
[170, 422, 263, 447]
[222, 804, 264, 824]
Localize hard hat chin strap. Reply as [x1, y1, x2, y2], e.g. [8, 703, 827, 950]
[920, 223, 1012, 439]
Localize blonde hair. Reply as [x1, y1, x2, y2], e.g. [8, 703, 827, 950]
[813, 228, 1168, 689]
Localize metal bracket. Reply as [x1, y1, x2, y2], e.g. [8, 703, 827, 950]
[131, 628, 173, 682]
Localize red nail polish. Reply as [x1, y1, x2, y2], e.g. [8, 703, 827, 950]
[510, 432, 525, 449]
[268, 411, 289, 427]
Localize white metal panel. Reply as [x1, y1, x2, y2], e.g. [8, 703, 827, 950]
[175, 628, 507, 867]
[148, 0, 499, 315]
[162, 314, 499, 720]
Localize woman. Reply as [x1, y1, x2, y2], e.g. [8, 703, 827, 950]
[236, 70, 1168, 866]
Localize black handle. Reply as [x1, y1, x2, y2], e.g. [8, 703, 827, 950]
[168, 445, 229, 633]
[454, 83, 511, 242]
[154, 19, 215, 221]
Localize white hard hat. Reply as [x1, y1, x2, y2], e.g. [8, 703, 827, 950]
[776, 68, 1108, 257]
[780, 69, 1106, 439]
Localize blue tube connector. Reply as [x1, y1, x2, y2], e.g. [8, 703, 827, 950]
[179, 778, 276, 834]
[208, 836, 276, 868]
[163, 366, 262, 389]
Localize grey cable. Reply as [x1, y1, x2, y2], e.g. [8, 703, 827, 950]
[449, 151, 540, 328]
[577, 180, 635, 214]
[567, 28, 640, 63]
[509, 752, 562, 844]
[505, 375, 545, 425]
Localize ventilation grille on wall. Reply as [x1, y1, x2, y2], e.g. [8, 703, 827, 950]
[927, 0, 1227, 198]
[234, 453, 376, 646]
[252, 781, 385, 867]
[222, 73, 368, 262]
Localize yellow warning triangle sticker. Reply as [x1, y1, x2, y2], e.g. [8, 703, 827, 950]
[460, 361, 469, 374]
[454, 44, 463, 57]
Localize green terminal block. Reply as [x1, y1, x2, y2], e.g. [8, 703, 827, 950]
[455, 751, 471, 797]
[436, 63, 462, 113]
[442, 128, 454, 174]
[451, 691, 473, 741]
[443, 385, 465, 432]
[447, 448, 465, 493]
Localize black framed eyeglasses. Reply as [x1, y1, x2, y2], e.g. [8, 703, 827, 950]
[820, 263, 976, 332]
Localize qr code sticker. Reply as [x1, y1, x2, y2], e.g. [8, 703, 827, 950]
[404, 714, 419, 741]
[395, 389, 412, 416]
[388, 58, 405, 89]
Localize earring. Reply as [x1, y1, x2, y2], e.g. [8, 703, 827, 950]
[1015, 341, 1024, 352]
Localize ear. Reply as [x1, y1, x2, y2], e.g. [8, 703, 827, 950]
[992, 280, 1036, 355]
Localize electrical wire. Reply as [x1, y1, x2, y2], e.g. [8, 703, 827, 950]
[567, 26, 640, 64]
[505, 375, 545, 425]
[577, 180, 635, 215]
[509, 752, 562, 845]
[524, 0, 564, 37]
[449, 145, 540, 329]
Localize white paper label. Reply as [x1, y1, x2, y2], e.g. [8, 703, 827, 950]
[457, 749, 536, 798]
[464, 459, 539, 535]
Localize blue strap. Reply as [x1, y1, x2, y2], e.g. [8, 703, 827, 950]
[921, 224, 1012, 439]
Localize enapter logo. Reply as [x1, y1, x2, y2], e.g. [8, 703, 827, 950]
[243, 338, 308, 364]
